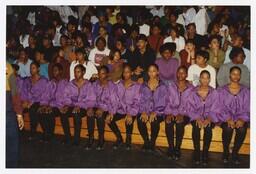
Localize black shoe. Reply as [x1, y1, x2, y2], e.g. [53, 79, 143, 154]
[167, 148, 175, 160]
[72, 141, 80, 146]
[193, 150, 200, 165]
[141, 141, 150, 152]
[113, 137, 123, 150]
[84, 137, 94, 150]
[231, 153, 241, 165]
[149, 141, 156, 152]
[174, 149, 181, 160]
[96, 142, 104, 151]
[125, 135, 132, 150]
[202, 151, 208, 166]
[222, 151, 229, 164]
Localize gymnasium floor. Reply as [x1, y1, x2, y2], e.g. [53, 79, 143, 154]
[17, 131, 250, 168]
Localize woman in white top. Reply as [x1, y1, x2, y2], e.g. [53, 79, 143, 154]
[163, 26, 185, 52]
[88, 37, 110, 67]
[70, 48, 98, 81]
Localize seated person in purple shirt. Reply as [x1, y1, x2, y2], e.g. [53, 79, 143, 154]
[218, 66, 250, 165]
[105, 64, 141, 150]
[138, 64, 168, 152]
[155, 42, 179, 85]
[85, 66, 117, 150]
[37, 63, 69, 142]
[20, 62, 48, 140]
[60, 65, 96, 146]
[164, 66, 193, 160]
[186, 70, 221, 165]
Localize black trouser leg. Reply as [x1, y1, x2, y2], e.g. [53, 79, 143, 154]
[28, 103, 40, 137]
[150, 117, 162, 147]
[48, 114, 56, 138]
[191, 121, 201, 162]
[232, 125, 248, 156]
[60, 112, 71, 142]
[137, 115, 149, 143]
[73, 114, 82, 144]
[165, 121, 175, 150]
[108, 113, 125, 140]
[202, 124, 214, 160]
[125, 116, 135, 145]
[222, 123, 234, 156]
[176, 122, 186, 151]
[96, 113, 106, 143]
[87, 116, 95, 138]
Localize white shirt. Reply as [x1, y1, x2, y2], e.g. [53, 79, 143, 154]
[150, 7, 164, 17]
[47, 6, 78, 24]
[139, 24, 150, 37]
[195, 7, 211, 36]
[163, 36, 185, 52]
[88, 47, 110, 66]
[69, 60, 98, 81]
[224, 46, 251, 71]
[14, 59, 32, 78]
[19, 34, 29, 48]
[27, 12, 36, 25]
[187, 64, 216, 88]
[183, 7, 196, 26]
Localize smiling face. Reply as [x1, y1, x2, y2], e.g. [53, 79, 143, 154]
[230, 68, 241, 83]
[176, 67, 187, 81]
[199, 72, 210, 86]
[196, 55, 207, 67]
[122, 66, 132, 80]
[148, 65, 159, 79]
[30, 63, 39, 76]
[53, 66, 61, 79]
[74, 66, 85, 80]
[99, 68, 108, 81]
[209, 38, 220, 49]
[136, 39, 147, 50]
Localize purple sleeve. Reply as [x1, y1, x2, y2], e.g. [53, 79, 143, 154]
[154, 84, 169, 115]
[20, 78, 29, 102]
[164, 83, 180, 116]
[62, 83, 73, 106]
[186, 93, 201, 121]
[107, 83, 119, 115]
[237, 88, 250, 122]
[207, 90, 221, 123]
[127, 84, 141, 116]
[139, 86, 151, 115]
[40, 81, 52, 105]
[75, 82, 96, 109]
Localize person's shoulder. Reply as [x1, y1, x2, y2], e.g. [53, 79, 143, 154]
[188, 64, 198, 70]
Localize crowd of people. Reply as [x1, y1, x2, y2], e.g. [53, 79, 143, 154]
[6, 6, 250, 167]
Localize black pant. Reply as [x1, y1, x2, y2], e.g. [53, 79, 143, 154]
[87, 110, 107, 140]
[191, 121, 215, 153]
[137, 114, 163, 146]
[107, 113, 135, 140]
[165, 116, 189, 151]
[59, 107, 86, 144]
[28, 102, 40, 137]
[38, 107, 58, 140]
[221, 122, 248, 156]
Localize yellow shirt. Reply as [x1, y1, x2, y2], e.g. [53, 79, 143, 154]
[6, 63, 13, 91]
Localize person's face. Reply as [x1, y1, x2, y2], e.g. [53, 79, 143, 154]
[232, 37, 243, 47]
[161, 50, 172, 60]
[115, 41, 123, 50]
[47, 28, 55, 38]
[131, 30, 138, 39]
[176, 68, 187, 81]
[67, 24, 76, 33]
[99, 69, 108, 81]
[169, 14, 177, 23]
[53, 66, 61, 79]
[19, 51, 27, 61]
[28, 36, 36, 46]
[113, 51, 121, 62]
[170, 29, 177, 38]
[35, 52, 41, 62]
[116, 15, 122, 23]
[148, 66, 159, 79]
[164, 7, 170, 16]
[152, 26, 161, 35]
[99, 15, 105, 22]
[187, 25, 196, 35]
[186, 43, 195, 51]
[213, 24, 220, 33]
[123, 67, 132, 80]
[74, 67, 85, 80]
[58, 49, 65, 57]
[230, 69, 241, 83]
[76, 52, 84, 61]
[99, 27, 107, 36]
[233, 53, 245, 64]
[136, 40, 147, 50]
[75, 37, 84, 47]
[43, 39, 50, 47]
[199, 73, 210, 86]
[96, 40, 106, 51]
[196, 55, 207, 66]
[60, 37, 67, 47]
[30, 64, 39, 76]
[209, 38, 220, 49]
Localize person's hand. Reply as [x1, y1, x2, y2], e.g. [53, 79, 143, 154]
[125, 115, 133, 125]
[46, 106, 53, 114]
[149, 112, 157, 123]
[22, 102, 29, 109]
[166, 114, 175, 124]
[96, 108, 104, 118]
[72, 106, 81, 114]
[227, 118, 235, 129]
[196, 119, 203, 129]
[17, 115, 24, 130]
[236, 119, 245, 128]
[203, 117, 212, 128]
[140, 112, 148, 123]
[105, 113, 114, 124]
[87, 108, 94, 117]
[176, 115, 184, 124]
[60, 106, 69, 114]
[185, 45, 190, 53]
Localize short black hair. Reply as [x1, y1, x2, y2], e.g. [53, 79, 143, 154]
[186, 23, 196, 30]
[11, 64, 20, 71]
[74, 64, 86, 73]
[30, 61, 40, 68]
[137, 34, 148, 42]
[99, 65, 109, 74]
[208, 35, 221, 45]
[177, 65, 188, 74]
[148, 63, 159, 71]
[196, 50, 209, 61]
[151, 23, 162, 31]
[52, 63, 63, 71]
[116, 37, 126, 46]
[185, 39, 195, 45]
[75, 47, 85, 55]
[200, 70, 211, 78]
[229, 47, 245, 60]
[169, 11, 178, 19]
[159, 42, 176, 54]
[230, 66, 242, 74]
[95, 36, 107, 47]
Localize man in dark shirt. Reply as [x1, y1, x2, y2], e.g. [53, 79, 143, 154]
[185, 23, 207, 50]
[163, 11, 185, 37]
[131, 34, 156, 82]
[42, 35, 58, 62]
